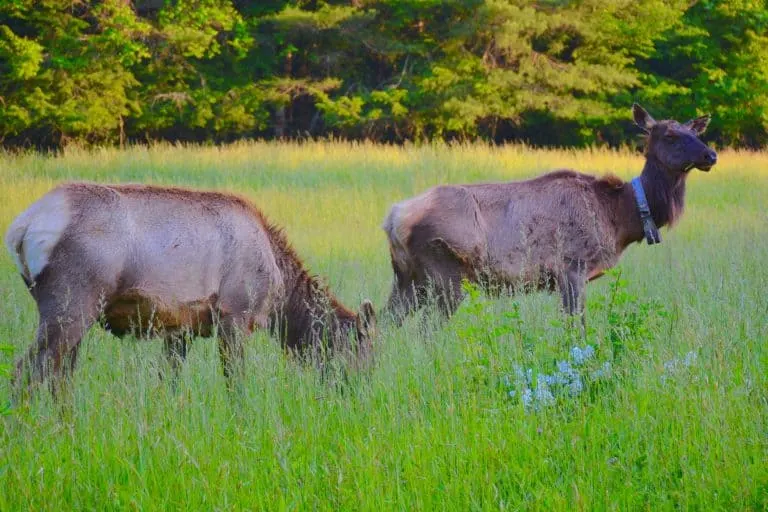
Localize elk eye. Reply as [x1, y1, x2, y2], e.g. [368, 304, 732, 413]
[664, 133, 679, 141]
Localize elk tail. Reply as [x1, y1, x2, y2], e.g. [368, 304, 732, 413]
[5, 210, 34, 285]
[4, 188, 70, 287]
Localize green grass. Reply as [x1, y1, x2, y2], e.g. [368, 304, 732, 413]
[0, 141, 766, 510]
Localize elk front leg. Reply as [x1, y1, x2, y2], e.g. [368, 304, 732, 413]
[160, 332, 190, 386]
[216, 314, 259, 389]
[558, 261, 588, 340]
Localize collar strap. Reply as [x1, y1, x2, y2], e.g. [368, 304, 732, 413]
[631, 177, 661, 245]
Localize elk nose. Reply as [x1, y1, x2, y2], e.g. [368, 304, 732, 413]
[704, 149, 717, 164]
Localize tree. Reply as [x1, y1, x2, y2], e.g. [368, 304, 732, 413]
[637, 0, 768, 147]
[0, 0, 150, 146]
[0, 0, 765, 148]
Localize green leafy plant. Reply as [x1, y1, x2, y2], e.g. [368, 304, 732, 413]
[454, 268, 670, 413]
[593, 268, 669, 362]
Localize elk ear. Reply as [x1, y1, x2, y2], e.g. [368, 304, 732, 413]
[684, 114, 711, 135]
[357, 300, 377, 338]
[632, 103, 656, 133]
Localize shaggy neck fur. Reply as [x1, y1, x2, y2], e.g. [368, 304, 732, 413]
[265, 224, 356, 353]
[639, 153, 688, 229]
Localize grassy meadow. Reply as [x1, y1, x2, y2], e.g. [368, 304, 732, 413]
[0, 141, 766, 510]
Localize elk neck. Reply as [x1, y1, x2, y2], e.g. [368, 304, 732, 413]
[611, 154, 689, 250]
[637, 154, 688, 231]
[269, 237, 355, 351]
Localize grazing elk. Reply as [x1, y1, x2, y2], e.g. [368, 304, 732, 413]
[383, 104, 717, 328]
[5, 183, 376, 396]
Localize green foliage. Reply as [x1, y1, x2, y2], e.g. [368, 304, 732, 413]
[636, 0, 768, 147]
[0, 25, 43, 80]
[0, 0, 766, 147]
[589, 268, 669, 361]
[453, 279, 524, 393]
[454, 271, 667, 413]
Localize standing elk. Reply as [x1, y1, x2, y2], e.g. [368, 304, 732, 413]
[5, 183, 376, 396]
[382, 104, 717, 328]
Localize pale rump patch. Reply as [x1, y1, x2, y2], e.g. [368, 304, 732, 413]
[382, 203, 411, 273]
[3, 224, 26, 279]
[382, 193, 431, 273]
[4, 189, 71, 282]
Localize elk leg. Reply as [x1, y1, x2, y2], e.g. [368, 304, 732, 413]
[385, 271, 426, 326]
[422, 245, 469, 320]
[558, 262, 587, 339]
[160, 332, 189, 385]
[431, 274, 465, 319]
[14, 312, 93, 400]
[13, 274, 104, 401]
[216, 314, 255, 388]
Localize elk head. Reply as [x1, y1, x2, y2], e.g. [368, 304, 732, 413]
[633, 103, 718, 173]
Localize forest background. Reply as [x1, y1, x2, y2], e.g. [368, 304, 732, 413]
[1, 0, 766, 149]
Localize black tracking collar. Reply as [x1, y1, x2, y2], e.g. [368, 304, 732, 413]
[631, 177, 661, 245]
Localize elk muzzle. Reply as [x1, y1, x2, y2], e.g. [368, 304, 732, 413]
[696, 148, 717, 172]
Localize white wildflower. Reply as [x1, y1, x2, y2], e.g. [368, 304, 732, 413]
[570, 344, 595, 365]
[521, 388, 533, 410]
[661, 350, 698, 383]
[591, 361, 612, 380]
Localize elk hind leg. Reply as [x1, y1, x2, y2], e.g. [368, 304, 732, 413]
[385, 269, 427, 326]
[14, 308, 95, 400]
[422, 239, 472, 320]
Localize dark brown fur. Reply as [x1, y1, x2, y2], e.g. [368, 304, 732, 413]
[7, 183, 376, 397]
[383, 104, 717, 327]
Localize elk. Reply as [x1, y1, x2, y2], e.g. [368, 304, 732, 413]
[382, 104, 717, 328]
[5, 183, 376, 396]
